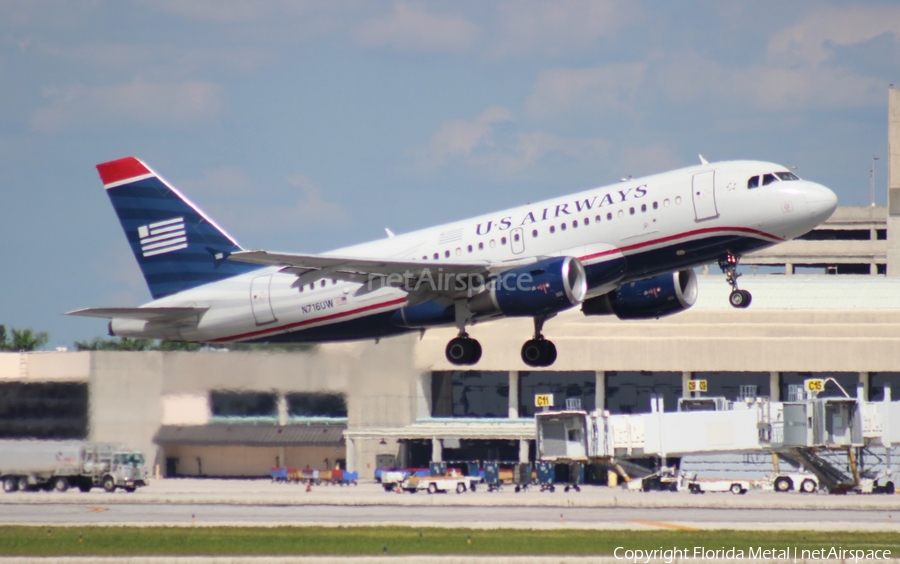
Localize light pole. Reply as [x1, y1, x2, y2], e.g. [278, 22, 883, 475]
[871, 156, 880, 207]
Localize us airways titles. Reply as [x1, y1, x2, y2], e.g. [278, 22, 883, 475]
[474, 185, 649, 236]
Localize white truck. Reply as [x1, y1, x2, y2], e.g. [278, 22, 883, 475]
[0, 440, 148, 493]
[400, 471, 480, 494]
[771, 473, 819, 493]
[685, 476, 751, 495]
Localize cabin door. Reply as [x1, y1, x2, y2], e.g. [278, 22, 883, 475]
[691, 171, 719, 221]
[250, 274, 277, 325]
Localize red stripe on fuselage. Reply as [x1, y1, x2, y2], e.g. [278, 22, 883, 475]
[211, 297, 407, 343]
[577, 226, 782, 263]
[97, 157, 151, 186]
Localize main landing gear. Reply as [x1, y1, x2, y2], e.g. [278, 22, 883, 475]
[719, 252, 751, 309]
[445, 302, 482, 365]
[521, 316, 557, 367]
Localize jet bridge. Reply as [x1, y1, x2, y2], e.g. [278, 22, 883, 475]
[535, 388, 900, 491]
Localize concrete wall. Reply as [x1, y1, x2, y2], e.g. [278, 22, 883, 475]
[0, 352, 90, 382]
[889, 87, 900, 275]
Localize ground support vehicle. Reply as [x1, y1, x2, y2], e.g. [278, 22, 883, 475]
[400, 473, 479, 494]
[770, 473, 819, 494]
[858, 472, 896, 494]
[1, 440, 147, 493]
[686, 477, 750, 495]
[639, 467, 680, 492]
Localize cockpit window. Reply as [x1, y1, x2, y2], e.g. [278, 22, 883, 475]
[775, 171, 799, 181]
[762, 173, 777, 186]
[747, 176, 759, 189]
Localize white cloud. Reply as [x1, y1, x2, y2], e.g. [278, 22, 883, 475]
[410, 106, 609, 178]
[353, 2, 479, 52]
[767, 4, 900, 67]
[29, 78, 225, 132]
[525, 63, 647, 118]
[490, 0, 632, 57]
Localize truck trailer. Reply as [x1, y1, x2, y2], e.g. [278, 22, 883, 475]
[0, 440, 148, 493]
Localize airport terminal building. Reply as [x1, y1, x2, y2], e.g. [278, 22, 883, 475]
[3, 89, 900, 480]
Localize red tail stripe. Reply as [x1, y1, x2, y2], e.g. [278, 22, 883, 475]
[97, 157, 151, 185]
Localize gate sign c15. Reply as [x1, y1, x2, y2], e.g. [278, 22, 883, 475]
[805, 379, 825, 393]
[534, 394, 554, 408]
[688, 380, 707, 392]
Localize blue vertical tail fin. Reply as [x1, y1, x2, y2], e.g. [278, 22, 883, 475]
[97, 157, 260, 300]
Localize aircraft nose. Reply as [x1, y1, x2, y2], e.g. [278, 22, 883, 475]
[805, 182, 838, 223]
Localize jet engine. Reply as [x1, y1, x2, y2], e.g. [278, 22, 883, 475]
[469, 256, 587, 317]
[581, 269, 698, 320]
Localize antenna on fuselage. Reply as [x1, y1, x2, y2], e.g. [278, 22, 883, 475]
[699, 154, 709, 165]
[384, 228, 396, 238]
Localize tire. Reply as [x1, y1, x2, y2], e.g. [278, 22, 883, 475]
[456, 483, 466, 494]
[800, 479, 817, 494]
[521, 339, 557, 367]
[53, 477, 69, 493]
[549, 485, 555, 493]
[17, 477, 29, 492]
[2, 476, 17, 493]
[730, 483, 743, 495]
[427, 483, 438, 494]
[729, 290, 746, 308]
[470, 484, 476, 493]
[102, 476, 116, 493]
[77, 480, 92, 493]
[125, 485, 136, 493]
[774, 476, 792, 493]
[885, 481, 895, 495]
[445, 338, 481, 365]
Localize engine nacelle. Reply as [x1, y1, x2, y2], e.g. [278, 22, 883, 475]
[469, 256, 587, 317]
[581, 269, 698, 320]
[390, 301, 454, 328]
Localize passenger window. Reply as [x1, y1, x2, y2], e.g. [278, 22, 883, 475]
[478, 242, 484, 251]
[663, 199, 670, 207]
[422, 256, 427, 260]
[607, 212, 613, 220]
[641, 204, 646, 212]
[467, 245, 472, 253]
[561, 223, 567, 231]
[501, 237, 507, 245]
[433, 253, 439, 260]
[629, 207, 635, 215]
[762, 173, 776, 186]
[445, 250, 450, 258]
[309, 283, 314, 290]
[653, 201, 658, 210]
[532, 229, 538, 238]
[321, 280, 326, 288]
[573, 220, 578, 228]
[618, 210, 624, 218]
[748, 176, 759, 189]
[595, 215, 602, 222]
[550, 226, 556, 234]
[489, 239, 496, 248]
[584, 217, 590, 225]
[455, 247, 461, 256]
[514, 233, 520, 241]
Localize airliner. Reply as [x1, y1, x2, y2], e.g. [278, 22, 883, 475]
[70, 156, 837, 367]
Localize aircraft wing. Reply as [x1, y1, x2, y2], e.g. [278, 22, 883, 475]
[67, 307, 208, 322]
[229, 250, 530, 300]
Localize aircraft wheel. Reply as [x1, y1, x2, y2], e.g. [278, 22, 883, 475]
[729, 290, 751, 308]
[445, 337, 481, 365]
[521, 339, 557, 367]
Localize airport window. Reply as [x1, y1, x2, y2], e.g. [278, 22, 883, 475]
[762, 173, 776, 186]
[641, 204, 646, 212]
[607, 212, 613, 220]
[605, 371, 681, 414]
[0, 382, 88, 439]
[532, 229, 538, 238]
[518, 372, 595, 418]
[869, 373, 900, 402]
[431, 371, 509, 418]
[210, 391, 277, 418]
[798, 229, 869, 241]
[478, 242, 484, 250]
[775, 171, 799, 181]
[287, 392, 347, 418]
[748, 176, 759, 189]
[690, 372, 770, 401]
[780, 372, 859, 400]
[445, 250, 450, 258]
[550, 226, 556, 234]
[653, 201, 658, 210]
[501, 237, 507, 245]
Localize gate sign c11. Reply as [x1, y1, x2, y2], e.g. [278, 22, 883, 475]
[534, 394, 554, 408]
[688, 380, 707, 392]
[805, 379, 825, 393]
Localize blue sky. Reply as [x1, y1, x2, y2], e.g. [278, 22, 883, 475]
[1, 1, 898, 348]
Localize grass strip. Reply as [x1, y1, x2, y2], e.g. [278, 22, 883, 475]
[1, 527, 899, 556]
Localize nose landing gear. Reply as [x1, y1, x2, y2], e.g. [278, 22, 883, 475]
[719, 252, 751, 309]
[521, 316, 557, 367]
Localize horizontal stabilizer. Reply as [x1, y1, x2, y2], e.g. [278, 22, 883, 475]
[67, 307, 208, 323]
